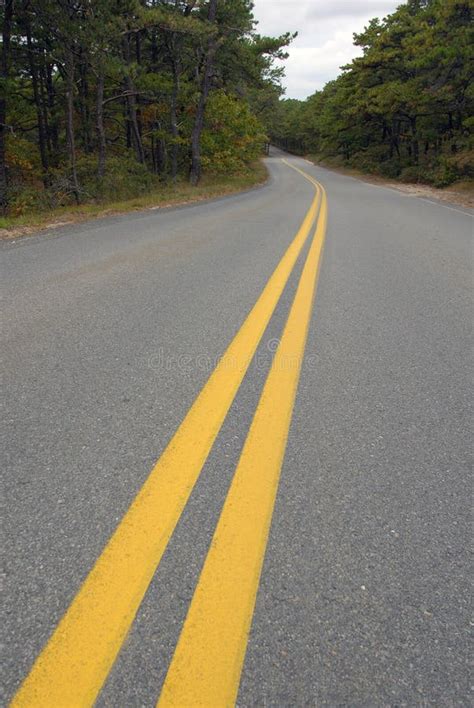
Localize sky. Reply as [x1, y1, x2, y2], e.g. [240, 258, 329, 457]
[252, 0, 401, 100]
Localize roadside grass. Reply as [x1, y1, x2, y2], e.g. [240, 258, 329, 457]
[0, 161, 268, 238]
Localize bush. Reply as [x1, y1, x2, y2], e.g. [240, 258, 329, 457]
[422, 159, 460, 188]
[5, 152, 160, 216]
[201, 91, 267, 174]
[76, 154, 157, 201]
[448, 150, 474, 179]
[399, 166, 423, 183]
[7, 185, 51, 216]
[378, 160, 402, 179]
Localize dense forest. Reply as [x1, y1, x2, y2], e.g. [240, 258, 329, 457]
[0, 0, 292, 216]
[271, 0, 473, 187]
[1, 0, 472, 222]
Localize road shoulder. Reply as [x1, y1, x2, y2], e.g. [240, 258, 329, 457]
[0, 162, 269, 242]
[304, 157, 473, 210]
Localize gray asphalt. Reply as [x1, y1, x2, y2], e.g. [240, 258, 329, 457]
[2, 149, 472, 706]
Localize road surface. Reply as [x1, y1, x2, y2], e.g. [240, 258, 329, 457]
[2, 150, 472, 706]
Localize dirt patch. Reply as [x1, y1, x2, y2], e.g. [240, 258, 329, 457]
[1, 219, 81, 241]
[388, 181, 474, 209]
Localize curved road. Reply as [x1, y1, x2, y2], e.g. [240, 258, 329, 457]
[2, 150, 472, 706]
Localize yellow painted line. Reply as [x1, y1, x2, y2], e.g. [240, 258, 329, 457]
[282, 157, 318, 185]
[158, 177, 327, 707]
[12, 172, 320, 708]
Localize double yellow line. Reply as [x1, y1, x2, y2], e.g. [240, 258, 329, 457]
[12, 161, 327, 708]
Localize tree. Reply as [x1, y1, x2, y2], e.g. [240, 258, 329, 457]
[0, 0, 293, 215]
[0, 0, 14, 213]
[271, 0, 473, 186]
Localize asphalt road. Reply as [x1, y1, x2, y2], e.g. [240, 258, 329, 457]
[2, 149, 472, 706]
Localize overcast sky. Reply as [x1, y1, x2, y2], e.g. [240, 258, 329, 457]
[252, 0, 401, 100]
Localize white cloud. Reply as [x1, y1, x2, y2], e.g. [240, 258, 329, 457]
[252, 0, 401, 99]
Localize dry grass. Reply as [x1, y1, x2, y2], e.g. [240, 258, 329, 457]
[0, 162, 268, 239]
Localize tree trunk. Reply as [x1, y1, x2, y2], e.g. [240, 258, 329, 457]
[96, 65, 106, 178]
[46, 62, 59, 155]
[125, 96, 132, 149]
[79, 58, 92, 153]
[392, 120, 401, 158]
[123, 33, 145, 164]
[125, 83, 144, 164]
[154, 121, 166, 174]
[66, 51, 80, 203]
[151, 135, 156, 173]
[134, 32, 143, 152]
[26, 22, 50, 187]
[410, 117, 419, 165]
[0, 0, 13, 214]
[170, 57, 180, 181]
[189, 0, 218, 186]
[448, 111, 453, 134]
[157, 138, 166, 175]
[39, 61, 53, 159]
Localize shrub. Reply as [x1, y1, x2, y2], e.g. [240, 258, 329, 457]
[201, 91, 267, 175]
[399, 166, 423, 183]
[7, 185, 51, 216]
[378, 161, 402, 179]
[423, 159, 460, 188]
[77, 154, 157, 201]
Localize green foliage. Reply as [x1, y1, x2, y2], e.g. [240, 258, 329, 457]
[201, 92, 267, 173]
[6, 154, 159, 215]
[271, 0, 473, 187]
[1, 0, 292, 216]
[76, 155, 157, 201]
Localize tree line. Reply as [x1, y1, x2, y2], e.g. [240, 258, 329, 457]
[271, 0, 473, 187]
[0, 0, 292, 215]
